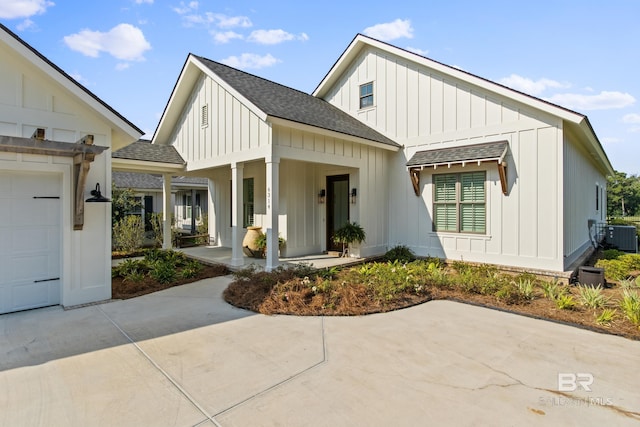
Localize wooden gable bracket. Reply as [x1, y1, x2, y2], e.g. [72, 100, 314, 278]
[409, 168, 421, 196]
[73, 135, 96, 230]
[498, 161, 508, 195]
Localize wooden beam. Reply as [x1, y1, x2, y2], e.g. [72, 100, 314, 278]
[498, 162, 508, 195]
[409, 168, 420, 196]
[72, 135, 97, 230]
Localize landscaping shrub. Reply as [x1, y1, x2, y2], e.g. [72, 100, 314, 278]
[620, 290, 640, 328]
[596, 308, 617, 326]
[595, 253, 640, 281]
[577, 285, 608, 309]
[113, 215, 145, 253]
[149, 260, 177, 284]
[383, 245, 416, 263]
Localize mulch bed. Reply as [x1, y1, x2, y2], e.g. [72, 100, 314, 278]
[224, 278, 640, 341]
[112, 263, 228, 299]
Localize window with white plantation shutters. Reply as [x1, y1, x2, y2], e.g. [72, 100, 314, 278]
[433, 171, 486, 233]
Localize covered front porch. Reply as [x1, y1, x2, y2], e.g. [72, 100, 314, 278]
[178, 245, 370, 271]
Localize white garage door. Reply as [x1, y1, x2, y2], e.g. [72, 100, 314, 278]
[0, 171, 61, 314]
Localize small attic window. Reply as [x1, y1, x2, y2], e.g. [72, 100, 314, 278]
[359, 82, 374, 109]
[201, 104, 209, 127]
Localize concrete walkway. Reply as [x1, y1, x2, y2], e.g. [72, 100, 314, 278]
[1, 276, 639, 426]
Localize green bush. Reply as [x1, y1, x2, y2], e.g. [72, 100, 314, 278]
[595, 254, 640, 281]
[149, 260, 177, 284]
[602, 249, 626, 260]
[113, 215, 145, 253]
[383, 245, 416, 263]
[620, 290, 640, 327]
[113, 258, 149, 278]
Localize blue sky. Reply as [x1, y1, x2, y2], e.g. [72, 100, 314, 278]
[2, 0, 639, 175]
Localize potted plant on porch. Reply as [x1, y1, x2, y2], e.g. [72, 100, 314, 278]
[332, 221, 366, 258]
[254, 232, 286, 258]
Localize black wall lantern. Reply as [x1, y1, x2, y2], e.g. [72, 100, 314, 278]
[318, 189, 326, 204]
[86, 183, 111, 203]
[351, 188, 357, 204]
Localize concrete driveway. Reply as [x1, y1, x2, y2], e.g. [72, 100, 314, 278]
[1, 276, 639, 427]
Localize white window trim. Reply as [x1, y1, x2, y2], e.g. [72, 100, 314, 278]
[359, 81, 375, 110]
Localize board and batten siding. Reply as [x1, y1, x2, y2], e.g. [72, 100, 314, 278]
[563, 131, 607, 268]
[0, 41, 114, 307]
[170, 75, 271, 171]
[324, 46, 567, 271]
[273, 124, 390, 257]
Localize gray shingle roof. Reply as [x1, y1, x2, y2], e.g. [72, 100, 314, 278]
[113, 171, 207, 190]
[194, 56, 399, 148]
[112, 139, 185, 164]
[406, 141, 509, 167]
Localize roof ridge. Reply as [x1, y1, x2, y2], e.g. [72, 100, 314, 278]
[193, 54, 315, 98]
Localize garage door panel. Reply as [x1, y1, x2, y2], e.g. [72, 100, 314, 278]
[12, 281, 51, 309]
[0, 171, 61, 314]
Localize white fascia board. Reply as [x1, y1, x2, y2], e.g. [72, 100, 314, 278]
[269, 116, 399, 152]
[577, 119, 615, 176]
[112, 158, 185, 174]
[152, 56, 201, 144]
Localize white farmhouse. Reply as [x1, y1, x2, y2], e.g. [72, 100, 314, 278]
[152, 34, 613, 275]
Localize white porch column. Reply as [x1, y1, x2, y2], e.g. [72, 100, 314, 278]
[207, 177, 216, 246]
[265, 156, 280, 271]
[162, 174, 172, 249]
[231, 162, 244, 266]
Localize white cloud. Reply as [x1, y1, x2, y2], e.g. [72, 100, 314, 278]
[546, 91, 636, 111]
[0, 0, 54, 19]
[499, 74, 569, 96]
[16, 18, 35, 31]
[363, 19, 413, 41]
[622, 113, 640, 124]
[221, 53, 280, 70]
[215, 14, 252, 28]
[406, 46, 428, 56]
[212, 31, 243, 44]
[175, 4, 252, 29]
[115, 62, 131, 71]
[134, 0, 153, 3]
[173, 1, 198, 15]
[64, 23, 151, 61]
[247, 29, 308, 45]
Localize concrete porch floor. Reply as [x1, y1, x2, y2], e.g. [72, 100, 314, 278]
[177, 245, 369, 270]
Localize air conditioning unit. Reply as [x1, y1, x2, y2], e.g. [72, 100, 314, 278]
[605, 225, 638, 253]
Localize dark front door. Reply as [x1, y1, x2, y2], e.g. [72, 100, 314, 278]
[326, 174, 349, 252]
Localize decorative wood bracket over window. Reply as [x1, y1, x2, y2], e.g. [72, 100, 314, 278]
[409, 168, 420, 196]
[405, 141, 510, 197]
[498, 162, 508, 195]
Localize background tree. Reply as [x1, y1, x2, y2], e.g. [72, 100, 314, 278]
[111, 181, 140, 226]
[607, 171, 640, 217]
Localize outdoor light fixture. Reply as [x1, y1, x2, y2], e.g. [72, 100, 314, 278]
[85, 183, 111, 203]
[318, 189, 326, 204]
[351, 188, 357, 204]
